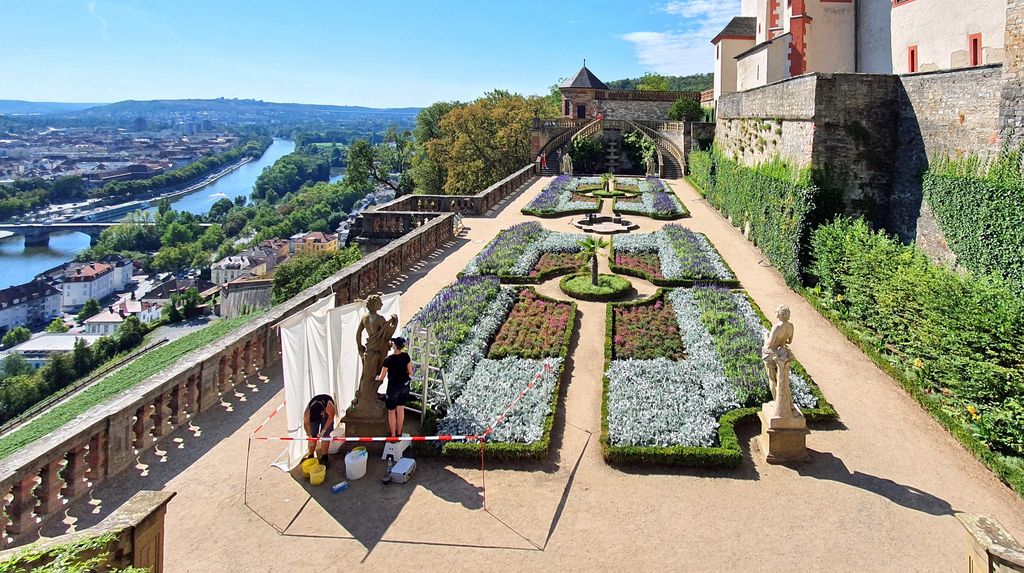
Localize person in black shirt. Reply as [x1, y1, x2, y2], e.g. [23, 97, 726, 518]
[303, 394, 336, 463]
[375, 336, 413, 437]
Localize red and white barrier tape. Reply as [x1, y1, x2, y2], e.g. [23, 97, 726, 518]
[251, 401, 285, 437]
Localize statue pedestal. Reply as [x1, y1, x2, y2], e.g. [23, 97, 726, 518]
[755, 403, 809, 464]
[342, 401, 388, 438]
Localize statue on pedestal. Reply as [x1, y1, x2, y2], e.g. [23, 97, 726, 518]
[762, 304, 802, 422]
[560, 152, 574, 175]
[352, 294, 397, 410]
[645, 154, 658, 177]
[756, 304, 809, 463]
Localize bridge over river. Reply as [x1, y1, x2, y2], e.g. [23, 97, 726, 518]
[0, 222, 212, 246]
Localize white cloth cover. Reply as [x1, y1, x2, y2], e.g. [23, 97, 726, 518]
[273, 292, 400, 471]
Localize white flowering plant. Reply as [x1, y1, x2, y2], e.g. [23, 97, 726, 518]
[612, 227, 737, 286]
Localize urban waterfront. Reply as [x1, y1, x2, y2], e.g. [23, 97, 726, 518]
[0, 139, 295, 289]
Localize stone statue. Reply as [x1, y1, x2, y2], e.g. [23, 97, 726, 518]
[560, 152, 574, 175]
[354, 294, 398, 407]
[645, 154, 658, 176]
[762, 305, 802, 422]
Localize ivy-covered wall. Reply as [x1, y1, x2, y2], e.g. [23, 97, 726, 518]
[923, 148, 1024, 292]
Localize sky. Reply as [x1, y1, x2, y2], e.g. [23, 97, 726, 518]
[0, 0, 739, 108]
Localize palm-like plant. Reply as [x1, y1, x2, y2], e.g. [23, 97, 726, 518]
[578, 236, 609, 286]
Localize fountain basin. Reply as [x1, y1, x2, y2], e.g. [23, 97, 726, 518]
[573, 214, 638, 234]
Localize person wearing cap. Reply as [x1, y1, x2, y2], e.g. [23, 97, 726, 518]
[375, 336, 413, 437]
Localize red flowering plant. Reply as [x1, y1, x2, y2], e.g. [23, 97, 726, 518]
[614, 252, 664, 280]
[489, 289, 572, 359]
[530, 252, 587, 278]
[612, 296, 686, 360]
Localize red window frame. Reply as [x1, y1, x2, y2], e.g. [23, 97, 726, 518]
[969, 33, 982, 66]
[908, 45, 918, 73]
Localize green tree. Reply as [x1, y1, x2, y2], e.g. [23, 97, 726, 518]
[668, 97, 704, 121]
[411, 101, 464, 195]
[571, 136, 604, 174]
[163, 302, 184, 323]
[271, 247, 362, 303]
[1, 354, 32, 380]
[346, 127, 414, 197]
[2, 327, 31, 348]
[426, 90, 545, 194]
[39, 352, 74, 393]
[76, 299, 102, 323]
[636, 72, 670, 91]
[45, 318, 69, 333]
[71, 337, 93, 377]
[115, 316, 145, 351]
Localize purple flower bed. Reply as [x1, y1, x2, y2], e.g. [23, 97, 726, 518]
[614, 177, 689, 219]
[523, 175, 600, 216]
[406, 275, 503, 359]
[463, 222, 544, 276]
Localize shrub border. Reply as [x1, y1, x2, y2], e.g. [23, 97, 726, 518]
[441, 286, 578, 461]
[608, 238, 742, 288]
[558, 273, 633, 302]
[800, 287, 1024, 498]
[600, 288, 836, 467]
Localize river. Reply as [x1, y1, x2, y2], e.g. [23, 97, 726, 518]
[0, 139, 296, 289]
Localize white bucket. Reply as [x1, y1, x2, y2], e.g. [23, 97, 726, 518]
[327, 428, 343, 455]
[345, 448, 368, 480]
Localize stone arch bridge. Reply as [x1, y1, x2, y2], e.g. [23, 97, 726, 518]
[0, 223, 212, 247]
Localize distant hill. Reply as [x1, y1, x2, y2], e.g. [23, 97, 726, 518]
[606, 74, 713, 92]
[70, 98, 421, 119]
[0, 100, 107, 115]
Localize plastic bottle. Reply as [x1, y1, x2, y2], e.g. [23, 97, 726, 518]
[331, 481, 349, 494]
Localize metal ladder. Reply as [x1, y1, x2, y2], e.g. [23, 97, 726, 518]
[404, 322, 452, 423]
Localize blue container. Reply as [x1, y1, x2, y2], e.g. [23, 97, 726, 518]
[331, 481, 349, 494]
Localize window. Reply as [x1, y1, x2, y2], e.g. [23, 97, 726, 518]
[969, 33, 982, 66]
[908, 45, 918, 73]
[717, 44, 721, 59]
[563, 99, 570, 116]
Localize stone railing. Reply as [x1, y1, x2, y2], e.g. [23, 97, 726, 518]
[628, 120, 686, 176]
[597, 89, 700, 102]
[0, 214, 458, 550]
[0, 491, 175, 572]
[355, 164, 536, 243]
[536, 118, 589, 129]
[958, 513, 1024, 572]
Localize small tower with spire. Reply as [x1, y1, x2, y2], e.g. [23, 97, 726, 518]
[559, 62, 609, 119]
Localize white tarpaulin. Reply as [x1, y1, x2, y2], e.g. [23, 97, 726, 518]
[274, 292, 400, 471]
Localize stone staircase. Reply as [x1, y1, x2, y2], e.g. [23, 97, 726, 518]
[542, 148, 561, 176]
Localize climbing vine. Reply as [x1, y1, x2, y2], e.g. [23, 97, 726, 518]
[924, 146, 1024, 293]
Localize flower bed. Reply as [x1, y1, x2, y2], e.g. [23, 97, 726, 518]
[405, 275, 504, 362]
[559, 273, 633, 302]
[437, 287, 576, 459]
[601, 288, 835, 467]
[611, 226, 738, 286]
[613, 177, 689, 220]
[463, 225, 588, 283]
[522, 175, 601, 217]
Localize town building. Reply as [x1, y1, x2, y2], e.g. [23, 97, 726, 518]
[61, 262, 122, 311]
[142, 278, 214, 305]
[3, 333, 102, 369]
[210, 256, 263, 285]
[289, 231, 339, 255]
[0, 280, 62, 334]
[83, 300, 163, 336]
[712, 0, 1009, 100]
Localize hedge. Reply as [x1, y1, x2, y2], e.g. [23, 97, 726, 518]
[923, 147, 1024, 293]
[559, 273, 632, 301]
[687, 149, 818, 286]
[607, 240, 741, 289]
[441, 288, 577, 461]
[0, 313, 261, 460]
[599, 289, 835, 467]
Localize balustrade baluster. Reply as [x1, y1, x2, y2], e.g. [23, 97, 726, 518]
[7, 474, 38, 537]
[62, 447, 89, 499]
[133, 405, 154, 450]
[86, 431, 107, 482]
[36, 459, 63, 515]
[153, 393, 173, 438]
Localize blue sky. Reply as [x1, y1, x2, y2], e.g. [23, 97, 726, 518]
[0, 0, 738, 107]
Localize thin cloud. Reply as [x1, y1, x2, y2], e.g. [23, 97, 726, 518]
[620, 1, 741, 75]
[87, 1, 109, 38]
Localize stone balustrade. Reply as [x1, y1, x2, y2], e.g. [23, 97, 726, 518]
[958, 513, 1024, 572]
[355, 164, 535, 243]
[0, 213, 457, 549]
[0, 491, 176, 572]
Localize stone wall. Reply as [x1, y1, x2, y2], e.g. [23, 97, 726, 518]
[220, 278, 273, 319]
[714, 67, 1007, 260]
[1001, 0, 1024, 146]
[894, 65, 1004, 256]
[599, 100, 675, 122]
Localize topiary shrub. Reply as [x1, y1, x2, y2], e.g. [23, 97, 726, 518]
[559, 273, 632, 301]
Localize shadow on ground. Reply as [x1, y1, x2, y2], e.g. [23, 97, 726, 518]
[797, 449, 956, 516]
